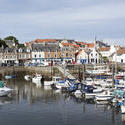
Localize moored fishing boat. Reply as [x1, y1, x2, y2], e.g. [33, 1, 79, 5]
[44, 77, 61, 86]
[85, 87, 104, 99]
[52, 78, 74, 89]
[32, 73, 42, 85]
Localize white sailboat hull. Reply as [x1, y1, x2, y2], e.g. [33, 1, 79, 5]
[96, 95, 112, 101]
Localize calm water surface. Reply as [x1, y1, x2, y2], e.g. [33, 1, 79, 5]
[0, 71, 125, 125]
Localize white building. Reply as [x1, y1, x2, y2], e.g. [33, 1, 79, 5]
[98, 47, 110, 57]
[32, 51, 45, 64]
[76, 49, 90, 64]
[112, 49, 125, 63]
[89, 48, 100, 64]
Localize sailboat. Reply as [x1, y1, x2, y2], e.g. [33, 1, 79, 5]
[95, 90, 112, 101]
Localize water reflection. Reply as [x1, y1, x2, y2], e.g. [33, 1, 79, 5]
[0, 97, 12, 105]
[6, 79, 61, 105]
[121, 114, 125, 123]
[0, 72, 124, 125]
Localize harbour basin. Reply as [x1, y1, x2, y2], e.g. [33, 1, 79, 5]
[0, 71, 124, 125]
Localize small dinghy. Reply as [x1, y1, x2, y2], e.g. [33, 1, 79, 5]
[24, 75, 31, 81]
[0, 81, 13, 97]
[5, 75, 16, 80]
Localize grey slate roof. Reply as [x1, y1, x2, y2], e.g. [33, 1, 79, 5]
[31, 44, 60, 52]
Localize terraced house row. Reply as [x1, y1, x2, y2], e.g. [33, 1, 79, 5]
[0, 38, 125, 65]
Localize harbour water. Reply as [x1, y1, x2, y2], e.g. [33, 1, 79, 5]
[0, 71, 125, 125]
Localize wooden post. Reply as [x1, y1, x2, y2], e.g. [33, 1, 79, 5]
[112, 64, 114, 87]
[64, 63, 66, 79]
[83, 64, 85, 82]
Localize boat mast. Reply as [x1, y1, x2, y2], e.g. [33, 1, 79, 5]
[115, 48, 117, 75]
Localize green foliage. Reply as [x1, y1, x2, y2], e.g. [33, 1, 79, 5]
[18, 44, 25, 48]
[102, 56, 109, 63]
[4, 36, 19, 44]
[0, 38, 8, 48]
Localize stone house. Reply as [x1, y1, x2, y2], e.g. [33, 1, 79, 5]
[18, 47, 31, 64]
[3, 48, 18, 64]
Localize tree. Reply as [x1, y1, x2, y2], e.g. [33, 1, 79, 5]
[0, 38, 8, 48]
[4, 36, 19, 45]
[18, 43, 25, 48]
[102, 56, 109, 63]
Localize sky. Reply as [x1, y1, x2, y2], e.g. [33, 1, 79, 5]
[0, 0, 125, 45]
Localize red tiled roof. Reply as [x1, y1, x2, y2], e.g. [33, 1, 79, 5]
[87, 43, 94, 48]
[98, 47, 110, 51]
[117, 49, 125, 54]
[62, 43, 80, 48]
[72, 44, 80, 48]
[76, 41, 87, 45]
[33, 39, 57, 43]
[25, 42, 31, 47]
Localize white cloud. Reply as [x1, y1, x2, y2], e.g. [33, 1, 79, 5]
[0, 0, 125, 44]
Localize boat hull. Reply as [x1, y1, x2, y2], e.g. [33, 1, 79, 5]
[96, 95, 112, 101]
[5, 75, 16, 79]
[0, 88, 13, 97]
[44, 81, 53, 86]
[24, 75, 31, 81]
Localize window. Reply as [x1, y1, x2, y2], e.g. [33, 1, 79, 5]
[91, 53, 93, 57]
[48, 54, 50, 58]
[91, 58, 94, 62]
[34, 54, 37, 58]
[39, 54, 41, 58]
[26, 54, 29, 58]
[121, 59, 123, 63]
[66, 53, 68, 57]
[96, 59, 97, 63]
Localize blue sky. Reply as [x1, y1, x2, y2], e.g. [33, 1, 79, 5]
[0, 0, 125, 45]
